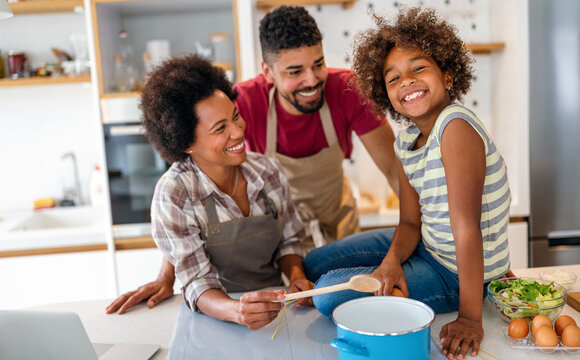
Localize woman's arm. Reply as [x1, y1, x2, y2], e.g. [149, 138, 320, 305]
[372, 158, 422, 296]
[196, 289, 285, 330]
[106, 258, 175, 314]
[439, 119, 486, 360]
[278, 254, 314, 306]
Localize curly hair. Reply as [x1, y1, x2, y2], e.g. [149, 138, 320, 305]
[352, 7, 474, 123]
[259, 6, 322, 65]
[140, 55, 235, 164]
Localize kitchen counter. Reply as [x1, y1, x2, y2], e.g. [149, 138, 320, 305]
[26, 264, 580, 359]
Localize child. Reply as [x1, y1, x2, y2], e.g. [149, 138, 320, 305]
[303, 8, 511, 360]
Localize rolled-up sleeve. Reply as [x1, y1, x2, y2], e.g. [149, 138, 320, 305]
[151, 177, 226, 311]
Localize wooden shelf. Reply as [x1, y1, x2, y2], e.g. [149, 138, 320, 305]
[466, 42, 505, 55]
[256, 0, 358, 12]
[9, 0, 84, 15]
[114, 236, 156, 250]
[0, 74, 91, 88]
[100, 91, 141, 99]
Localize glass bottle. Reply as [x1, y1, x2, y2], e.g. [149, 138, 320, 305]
[117, 30, 138, 91]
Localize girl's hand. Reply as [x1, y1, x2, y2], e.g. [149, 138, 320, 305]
[287, 278, 314, 307]
[237, 290, 285, 330]
[371, 260, 409, 297]
[439, 317, 484, 360]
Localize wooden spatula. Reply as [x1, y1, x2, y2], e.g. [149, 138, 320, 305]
[281, 275, 381, 301]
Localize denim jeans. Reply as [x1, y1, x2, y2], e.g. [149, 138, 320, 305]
[304, 228, 462, 319]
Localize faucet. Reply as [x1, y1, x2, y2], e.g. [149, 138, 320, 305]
[61, 151, 82, 206]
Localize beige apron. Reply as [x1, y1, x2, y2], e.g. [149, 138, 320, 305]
[265, 87, 359, 253]
[202, 191, 284, 292]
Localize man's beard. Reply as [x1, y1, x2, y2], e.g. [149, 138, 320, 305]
[281, 82, 324, 114]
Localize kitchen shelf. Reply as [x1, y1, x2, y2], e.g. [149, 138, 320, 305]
[256, 0, 358, 12]
[466, 42, 505, 55]
[101, 91, 141, 99]
[9, 0, 84, 15]
[0, 74, 91, 88]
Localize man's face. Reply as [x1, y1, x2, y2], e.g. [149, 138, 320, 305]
[262, 43, 328, 116]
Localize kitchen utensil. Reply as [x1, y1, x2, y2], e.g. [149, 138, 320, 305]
[540, 270, 577, 290]
[281, 275, 380, 301]
[487, 277, 567, 322]
[568, 292, 580, 313]
[331, 297, 435, 359]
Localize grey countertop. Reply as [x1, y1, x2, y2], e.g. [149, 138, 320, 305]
[26, 264, 580, 359]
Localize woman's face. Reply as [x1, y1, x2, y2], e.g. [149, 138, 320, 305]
[187, 90, 247, 169]
[382, 46, 452, 124]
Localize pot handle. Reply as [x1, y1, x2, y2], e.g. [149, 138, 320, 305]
[330, 338, 369, 357]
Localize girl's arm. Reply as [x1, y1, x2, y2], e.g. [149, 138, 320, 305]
[372, 158, 422, 296]
[439, 119, 486, 359]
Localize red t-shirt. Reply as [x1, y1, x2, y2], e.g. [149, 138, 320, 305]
[233, 68, 385, 159]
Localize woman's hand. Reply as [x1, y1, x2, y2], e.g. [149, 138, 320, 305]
[105, 279, 174, 315]
[287, 278, 314, 307]
[439, 316, 484, 360]
[237, 290, 286, 330]
[371, 259, 409, 297]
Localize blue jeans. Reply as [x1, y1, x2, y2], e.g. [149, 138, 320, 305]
[304, 228, 461, 319]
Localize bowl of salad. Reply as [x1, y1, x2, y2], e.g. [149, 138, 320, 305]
[487, 277, 567, 323]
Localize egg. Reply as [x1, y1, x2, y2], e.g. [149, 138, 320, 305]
[562, 325, 580, 350]
[391, 288, 405, 297]
[534, 325, 559, 349]
[508, 318, 529, 338]
[555, 315, 577, 336]
[531, 314, 552, 336]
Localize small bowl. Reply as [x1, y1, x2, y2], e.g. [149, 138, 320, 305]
[487, 277, 567, 323]
[539, 270, 577, 290]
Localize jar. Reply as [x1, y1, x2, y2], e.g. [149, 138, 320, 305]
[7, 50, 27, 79]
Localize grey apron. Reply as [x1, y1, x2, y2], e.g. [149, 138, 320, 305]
[265, 87, 359, 253]
[202, 191, 284, 292]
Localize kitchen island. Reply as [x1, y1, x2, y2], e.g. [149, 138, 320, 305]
[27, 265, 580, 359]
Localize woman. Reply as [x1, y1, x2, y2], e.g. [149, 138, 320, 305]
[133, 54, 313, 330]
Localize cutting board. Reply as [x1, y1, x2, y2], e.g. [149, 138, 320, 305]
[568, 291, 580, 313]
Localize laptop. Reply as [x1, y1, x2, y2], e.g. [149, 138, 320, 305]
[0, 310, 159, 360]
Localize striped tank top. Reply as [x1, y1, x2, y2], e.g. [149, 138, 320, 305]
[394, 104, 511, 281]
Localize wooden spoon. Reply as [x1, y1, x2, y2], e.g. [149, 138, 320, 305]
[281, 275, 381, 302]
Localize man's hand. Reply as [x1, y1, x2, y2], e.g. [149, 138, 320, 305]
[105, 279, 174, 315]
[439, 316, 484, 360]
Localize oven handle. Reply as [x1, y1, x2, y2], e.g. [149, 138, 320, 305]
[109, 125, 144, 136]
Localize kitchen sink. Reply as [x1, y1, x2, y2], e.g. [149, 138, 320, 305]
[9, 206, 100, 232]
[0, 206, 107, 251]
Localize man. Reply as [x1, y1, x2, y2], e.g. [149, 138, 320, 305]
[106, 5, 398, 314]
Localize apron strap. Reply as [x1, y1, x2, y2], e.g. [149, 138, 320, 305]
[201, 195, 221, 235]
[259, 190, 278, 219]
[265, 86, 338, 156]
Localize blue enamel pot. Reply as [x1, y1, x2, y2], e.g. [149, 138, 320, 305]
[330, 297, 435, 360]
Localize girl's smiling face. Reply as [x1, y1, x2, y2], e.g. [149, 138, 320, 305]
[383, 46, 453, 125]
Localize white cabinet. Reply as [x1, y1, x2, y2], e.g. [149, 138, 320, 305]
[115, 248, 181, 295]
[0, 251, 111, 309]
[508, 222, 529, 270]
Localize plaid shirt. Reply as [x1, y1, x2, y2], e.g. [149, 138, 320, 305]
[151, 152, 305, 310]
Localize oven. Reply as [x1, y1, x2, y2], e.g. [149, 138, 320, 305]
[103, 123, 168, 238]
